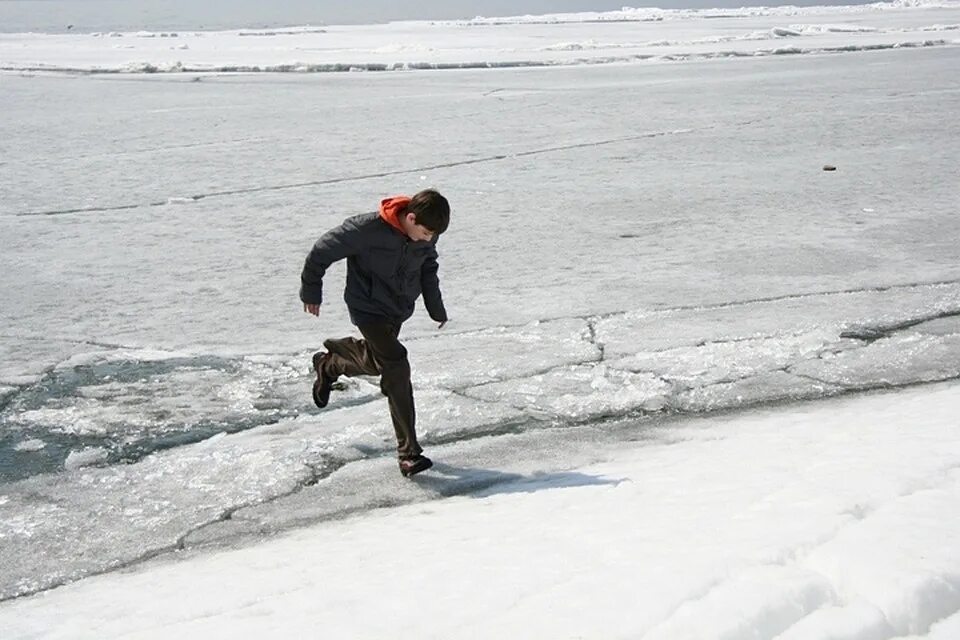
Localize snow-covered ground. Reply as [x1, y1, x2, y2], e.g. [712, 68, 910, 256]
[1, 1, 959, 73]
[2, 382, 960, 639]
[1, 2, 959, 637]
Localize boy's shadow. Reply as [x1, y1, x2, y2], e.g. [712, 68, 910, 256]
[412, 462, 626, 498]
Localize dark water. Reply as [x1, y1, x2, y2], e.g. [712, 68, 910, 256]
[0, 356, 299, 483]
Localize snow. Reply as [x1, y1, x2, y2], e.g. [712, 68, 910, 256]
[1, 1, 960, 637]
[0, 1, 959, 73]
[1, 382, 959, 638]
[61, 446, 108, 470]
[12, 439, 45, 452]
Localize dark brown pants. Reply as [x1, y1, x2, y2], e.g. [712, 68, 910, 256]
[320, 323, 422, 459]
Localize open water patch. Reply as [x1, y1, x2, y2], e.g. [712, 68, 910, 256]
[0, 354, 302, 483]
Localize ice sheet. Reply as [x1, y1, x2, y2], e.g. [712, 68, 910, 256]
[0, 4, 959, 615]
[1, 2, 958, 72]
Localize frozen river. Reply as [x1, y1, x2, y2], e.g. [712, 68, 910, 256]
[1, 1, 959, 610]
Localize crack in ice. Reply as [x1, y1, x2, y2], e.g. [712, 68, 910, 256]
[13, 127, 698, 218]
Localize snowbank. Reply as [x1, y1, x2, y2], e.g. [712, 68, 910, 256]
[1, 381, 959, 639]
[1, 1, 958, 73]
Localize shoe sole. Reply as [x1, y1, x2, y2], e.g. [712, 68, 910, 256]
[399, 457, 433, 478]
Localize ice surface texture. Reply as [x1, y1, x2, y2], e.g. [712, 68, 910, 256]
[1, 381, 959, 639]
[1, 4, 959, 611]
[0, 1, 959, 72]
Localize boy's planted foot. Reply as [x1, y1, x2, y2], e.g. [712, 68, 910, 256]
[311, 351, 335, 408]
[398, 455, 433, 478]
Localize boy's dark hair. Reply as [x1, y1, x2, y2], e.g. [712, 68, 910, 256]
[407, 189, 450, 235]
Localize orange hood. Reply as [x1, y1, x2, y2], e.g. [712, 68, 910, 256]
[379, 196, 410, 234]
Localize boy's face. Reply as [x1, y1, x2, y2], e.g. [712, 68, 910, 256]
[401, 212, 436, 242]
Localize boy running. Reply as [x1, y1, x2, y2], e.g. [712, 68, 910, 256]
[300, 189, 450, 477]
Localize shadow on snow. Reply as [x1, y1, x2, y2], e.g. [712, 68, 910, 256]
[412, 462, 626, 498]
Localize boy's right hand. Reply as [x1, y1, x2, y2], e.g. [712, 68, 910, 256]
[303, 303, 320, 316]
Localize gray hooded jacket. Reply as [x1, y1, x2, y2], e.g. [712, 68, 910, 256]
[300, 212, 447, 326]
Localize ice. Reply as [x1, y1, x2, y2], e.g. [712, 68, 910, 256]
[1, 382, 958, 638]
[2, 41, 960, 601]
[454, 2, 960, 25]
[0, 350, 315, 477]
[464, 364, 671, 419]
[12, 439, 45, 452]
[405, 318, 599, 389]
[62, 447, 108, 470]
[791, 332, 960, 388]
[595, 286, 960, 357]
[0, 416, 321, 599]
[0, 386, 527, 599]
[1, 2, 959, 73]
[608, 330, 845, 386]
[675, 370, 842, 412]
[1, 3, 960, 634]
[914, 315, 960, 336]
[0, 386, 15, 405]
[589, 285, 960, 410]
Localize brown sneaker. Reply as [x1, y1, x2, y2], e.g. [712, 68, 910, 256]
[398, 455, 433, 478]
[311, 351, 334, 409]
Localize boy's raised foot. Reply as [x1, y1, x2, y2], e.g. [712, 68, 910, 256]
[311, 351, 334, 409]
[399, 455, 433, 477]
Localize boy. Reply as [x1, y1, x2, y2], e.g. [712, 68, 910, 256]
[300, 189, 450, 477]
